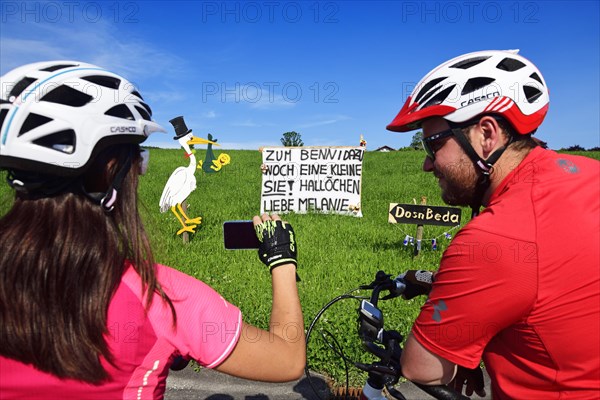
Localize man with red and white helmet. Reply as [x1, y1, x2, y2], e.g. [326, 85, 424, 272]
[389, 50, 600, 399]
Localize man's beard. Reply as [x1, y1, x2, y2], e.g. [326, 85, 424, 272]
[435, 158, 480, 207]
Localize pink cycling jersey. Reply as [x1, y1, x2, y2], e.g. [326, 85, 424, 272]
[0, 263, 242, 399]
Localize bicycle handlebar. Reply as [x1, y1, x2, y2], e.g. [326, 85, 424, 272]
[414, 383, 470, 400]
[305, 269, 470, 400]
[357, 270, 470, 400]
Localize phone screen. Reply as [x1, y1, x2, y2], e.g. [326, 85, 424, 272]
[223, 221, 260, 249]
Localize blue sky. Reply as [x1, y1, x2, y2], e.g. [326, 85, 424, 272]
[1, 1, 599, 150]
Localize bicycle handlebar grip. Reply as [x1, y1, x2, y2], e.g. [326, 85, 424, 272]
[413, 382, 471, 400]
[396, 270, 433, 300]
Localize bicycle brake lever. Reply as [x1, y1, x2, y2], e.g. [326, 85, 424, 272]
[381, 292, 400, 300]
[369, 363, 399, 376]
[372, 275, 406, 301]
[362, 341, 388, 360]
[359, 283, 376, 290]
[355, 362, 399, 381]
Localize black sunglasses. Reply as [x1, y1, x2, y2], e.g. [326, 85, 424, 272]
[421, 128, 458, 160]
[421, 115, 509, 160]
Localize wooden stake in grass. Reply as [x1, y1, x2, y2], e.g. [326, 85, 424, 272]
[414, 196, 427, 256]
[181, 201, 190, 244]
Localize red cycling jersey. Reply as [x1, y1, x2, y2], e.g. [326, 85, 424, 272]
[0, 263, 242, 399]
[412, 147, 600, 399]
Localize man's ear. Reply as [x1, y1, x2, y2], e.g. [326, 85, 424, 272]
[478, 116, 504, 157]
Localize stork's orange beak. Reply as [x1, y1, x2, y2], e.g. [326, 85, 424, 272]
[187, 136, 219, 146]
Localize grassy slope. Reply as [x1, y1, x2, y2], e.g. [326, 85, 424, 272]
[139, 148, 457, 385]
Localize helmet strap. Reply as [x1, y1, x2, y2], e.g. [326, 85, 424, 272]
[450, 126, 513, 217]
[82, 157, 132, 213]
[6, 171, 76, 198]
[7, 150, 135, 212]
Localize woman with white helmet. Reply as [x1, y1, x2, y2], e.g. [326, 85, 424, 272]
[388, 50, 600, 399]
[0, 61, 305, 398]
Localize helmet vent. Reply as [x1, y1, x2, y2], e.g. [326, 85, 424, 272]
[138, 101, 152, 116]
[529, 72, 543, 85]
[0, 109, 8, 131]
[414, 77, 447, 104]
[449, 56, 490, 69]
[32, 129, 76, 154]
[135, 106, 151, 121]
[131, 90, 144, 100]
[496, 58, 526, 72]
[9, 77, 37, 100]
[523, 85, 543, 103]
[105, 104, 135, 120]
[39, 64, 78, 72]
[41, 85, 93, 107]
[461, 77, 496, 95]
[81, 75, 121, 89]
[422, 85, 456, 109]
[18, 113, 53, 136]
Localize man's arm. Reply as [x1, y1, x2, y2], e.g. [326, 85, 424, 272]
[400, 333, 456, 385]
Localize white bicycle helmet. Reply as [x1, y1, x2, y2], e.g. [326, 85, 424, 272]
[387, 49, 549, 134]
[0, 60, 165, 177]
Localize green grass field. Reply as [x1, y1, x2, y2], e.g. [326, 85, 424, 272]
[1, 148, 598, 386]
[137, 148, 456, 386]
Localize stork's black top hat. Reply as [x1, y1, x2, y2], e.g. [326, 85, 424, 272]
[169, 116, 192, 140]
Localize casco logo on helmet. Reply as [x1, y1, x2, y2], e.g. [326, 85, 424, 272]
[110, 126, 137, 133]
[460, 91, 500, 107]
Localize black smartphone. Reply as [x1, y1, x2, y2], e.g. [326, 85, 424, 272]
[223, 221, 260, 249]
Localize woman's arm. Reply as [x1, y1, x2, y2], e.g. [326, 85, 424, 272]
[214, 214, 305, 382]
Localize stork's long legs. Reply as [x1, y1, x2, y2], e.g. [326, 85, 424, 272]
[177, 203, 202, 225]
[171, 205, 197, 235]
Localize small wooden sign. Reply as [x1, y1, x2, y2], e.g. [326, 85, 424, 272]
[389, 203, 461, 227]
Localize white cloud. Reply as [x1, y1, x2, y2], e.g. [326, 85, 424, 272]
[237, 84, 297, 110]
[0, 20, 184, 80]
[0, 38, 66, 73]
[231, 120, 260, 127]
[230, 119, 277, 128]
[201, 110, 217, 119]
[297, 114, 352, 129]
[144, 90, 187, 104]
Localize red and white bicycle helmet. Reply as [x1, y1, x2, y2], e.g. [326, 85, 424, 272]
[387, 50, 549, 134]
[0, 60, 165, 177]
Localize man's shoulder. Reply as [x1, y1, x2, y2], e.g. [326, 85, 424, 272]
[465, 196, 537, 243]
[525, 148, 599, 208]
[524, 147, 599, 180]
[448, 219, 531, 250]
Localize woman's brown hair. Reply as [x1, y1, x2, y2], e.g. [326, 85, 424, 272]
[0, 144, 174, 383]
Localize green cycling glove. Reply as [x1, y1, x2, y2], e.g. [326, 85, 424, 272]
[254, 220, 298, 275]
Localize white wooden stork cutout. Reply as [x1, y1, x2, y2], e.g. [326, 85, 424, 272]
[160, 116, 219, 236]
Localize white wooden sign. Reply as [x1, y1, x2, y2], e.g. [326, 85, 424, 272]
[260, 147, 364, 217]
